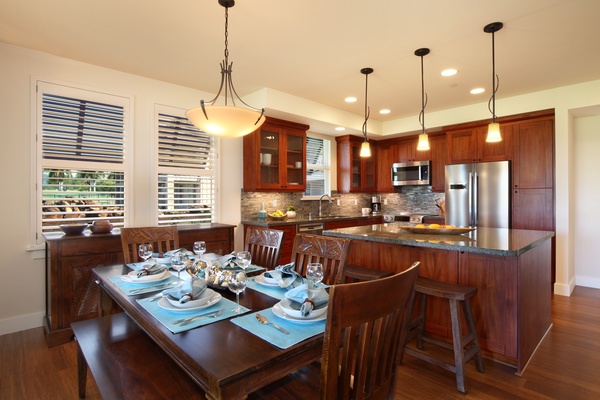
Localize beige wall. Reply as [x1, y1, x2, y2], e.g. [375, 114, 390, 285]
[1, 41, 600, 334]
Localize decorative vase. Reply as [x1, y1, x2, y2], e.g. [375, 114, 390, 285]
[286, 210, 296, 219]
[258, 202, 267, 221]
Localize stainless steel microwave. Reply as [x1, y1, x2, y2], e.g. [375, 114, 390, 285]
[392, 160, 430, 186]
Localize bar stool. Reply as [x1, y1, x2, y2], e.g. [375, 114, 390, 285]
[401, 277, 485, 393]
[344, 263, 393, 282]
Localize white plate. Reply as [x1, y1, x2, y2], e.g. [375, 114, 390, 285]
[121, 269, 171, 283]
[279, 298, 328, 319]
[158, 292, 222, 312]
[272, 302, 327, 324]
[165, 289, 215, 309]
[255, 273, 280, 287]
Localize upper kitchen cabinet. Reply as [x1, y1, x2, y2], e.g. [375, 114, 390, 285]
[243, 117, 309, 192]
[336, 135, 376, 193]
[428, 134, 447, 192]
[513, 117, 554, 189]
[375, 142, 397, 193]
[446, 125, 512, 164]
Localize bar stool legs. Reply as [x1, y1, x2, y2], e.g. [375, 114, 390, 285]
[402, 277, 485, 393]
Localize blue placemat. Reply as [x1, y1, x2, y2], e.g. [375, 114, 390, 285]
[109, 274, 180, 296]
[137, 296, 250, 334]
[246, 277, 328, 300]
[231, 308, 326, 349]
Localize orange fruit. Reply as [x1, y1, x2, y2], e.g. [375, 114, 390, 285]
[428, 223, 442, 229]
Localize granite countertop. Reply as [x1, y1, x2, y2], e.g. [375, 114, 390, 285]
[323, 223, 555, 257]
[241, 214, 381, 227]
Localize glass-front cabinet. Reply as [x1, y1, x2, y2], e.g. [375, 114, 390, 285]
[243, 117, 309, 192]
[336, 135, 376, 193]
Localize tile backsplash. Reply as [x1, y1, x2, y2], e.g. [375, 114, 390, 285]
[241, 187, 444, 220]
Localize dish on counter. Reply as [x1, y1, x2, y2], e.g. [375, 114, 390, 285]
[121, 269, 171, 283]
[272, 302, 327, 323]
[158, 292, 222, 312]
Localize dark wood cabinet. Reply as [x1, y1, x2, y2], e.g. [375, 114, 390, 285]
[243, 117, 309, 192]
[513, 118, 554, 189]
[375, 143, 397, 193]
[429, 135, 447, 192]
[324, 216, 383, 230]
[336, 135, 376, 193]
[446, 125, 512, 164]
[43, 224, 235, 347]
[512, 188, 554, 231]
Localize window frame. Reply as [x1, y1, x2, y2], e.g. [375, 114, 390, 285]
[302, 134, 332, 200]
[153, 104, 220, 226]
[32, 79, 132, 246]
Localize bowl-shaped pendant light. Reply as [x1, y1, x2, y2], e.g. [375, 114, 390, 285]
[484, 21, 503, 143]
[359, 67, 373, 158]
[415, 48, 430, 151]
[185, 0, 265, 138]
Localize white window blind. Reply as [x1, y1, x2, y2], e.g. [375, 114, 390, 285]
[305, 136, 331, 197]
[156, 109, 217, 225]
[38, 83, 127, 236]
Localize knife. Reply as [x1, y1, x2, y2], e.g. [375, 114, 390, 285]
[173, 308, 225, 325]
[129, 281, 176, 294]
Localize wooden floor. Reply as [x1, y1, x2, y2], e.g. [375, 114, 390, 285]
[1, 286, 599, 399]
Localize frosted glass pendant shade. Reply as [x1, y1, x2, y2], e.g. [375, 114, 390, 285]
[186, 105, 266, 138]
[417, 133, 430, 151]
[360, 141, 371, 157]
[486, 122, 502, 142]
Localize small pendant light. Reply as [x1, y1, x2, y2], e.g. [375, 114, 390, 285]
[359, 67, 373, 158]
[415, 48, 430, 151]
[484, 21, 504, 143]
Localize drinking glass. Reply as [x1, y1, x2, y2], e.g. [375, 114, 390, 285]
[193, 241, 206, 261]
[236, 251, 252, 271]
[171, 252, 188, 281]
[138, 244, 153, 264]
[228, 271, 247, 314]
[306, 263, 324, 288]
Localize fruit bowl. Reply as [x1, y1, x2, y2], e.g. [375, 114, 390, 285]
[268, 213, 287, 221]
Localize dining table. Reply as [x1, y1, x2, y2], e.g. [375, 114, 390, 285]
[93, 263, 326, 400]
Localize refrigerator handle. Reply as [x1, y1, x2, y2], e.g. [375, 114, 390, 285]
[473, 172, 478, 226]
[468, 172, 473, 226]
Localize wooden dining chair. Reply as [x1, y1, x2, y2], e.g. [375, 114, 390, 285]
[249, 261, 421, 400]
[290, 233, 351, 286]
[120, 226, 180, 263]
[244, 226, 284, 270]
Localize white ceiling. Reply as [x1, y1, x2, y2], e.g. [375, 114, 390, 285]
[2, 0, 600, 136]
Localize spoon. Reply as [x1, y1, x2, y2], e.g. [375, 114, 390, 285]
[256, 313, 289, 334]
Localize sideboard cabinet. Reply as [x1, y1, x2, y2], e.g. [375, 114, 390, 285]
[43, 223, 235, 347]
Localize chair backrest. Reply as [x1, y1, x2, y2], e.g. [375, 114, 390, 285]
[320, 262, 420, 400]
[290, 233, 351, 286]
[120, 226, 180, 263]
[244, 227, 284, 270]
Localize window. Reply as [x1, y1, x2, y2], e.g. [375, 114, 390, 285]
[155, 107, 218, 225]
[304, 135, 331, 198]
[36, 81, 129, 241]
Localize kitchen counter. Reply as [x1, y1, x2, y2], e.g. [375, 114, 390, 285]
[241, 214, 380, 227]
[323, 223, 554, 257]
[323, 222, 554, 374]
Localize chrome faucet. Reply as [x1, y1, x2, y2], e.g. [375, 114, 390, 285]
[319, 194, 332, 217]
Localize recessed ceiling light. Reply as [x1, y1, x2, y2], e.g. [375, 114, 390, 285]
[335, 127, 345, 131]
[471, 88, 485, 94]
[441, 69, 458, 77]
[345, 97, 357, 103]
[379, 109, 391, 114]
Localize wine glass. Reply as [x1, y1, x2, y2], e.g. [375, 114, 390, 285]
[193, 241, 206, 261]
[306, 263, 324, 288]
[227, 271, 247, 314]
[171, 252, 189, 281]
[236, 251, 252, 271]
[138, 244, 153, 265]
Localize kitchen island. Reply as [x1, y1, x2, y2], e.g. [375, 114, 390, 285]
[323, 223, 554, 374]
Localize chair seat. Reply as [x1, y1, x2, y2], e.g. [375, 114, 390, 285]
[415, 276, 478, 300]
[344, 264, 393, 282]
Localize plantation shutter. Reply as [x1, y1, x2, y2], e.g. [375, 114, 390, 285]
[305, 136, 331, 197]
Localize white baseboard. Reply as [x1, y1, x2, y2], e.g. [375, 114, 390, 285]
[0, 311, 44, 336]
[575, 276, 600, 290]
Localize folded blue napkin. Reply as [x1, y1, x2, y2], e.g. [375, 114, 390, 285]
[163, 278, 208, 303]
[285, 284, 329, 317]
[136, 264, 167, 278]
[214, 252, 238, 269]
[163, 248, 194, 258]
[263, 262, 304, 290]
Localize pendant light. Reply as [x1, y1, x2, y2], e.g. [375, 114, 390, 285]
[185, 0, 266, 138]
[415, 48, 430, 151]
[484, 21, 503, 143]
[359, 67, 373, 158]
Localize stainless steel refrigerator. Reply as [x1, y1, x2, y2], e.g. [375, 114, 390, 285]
[445, 161, 510, 228]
